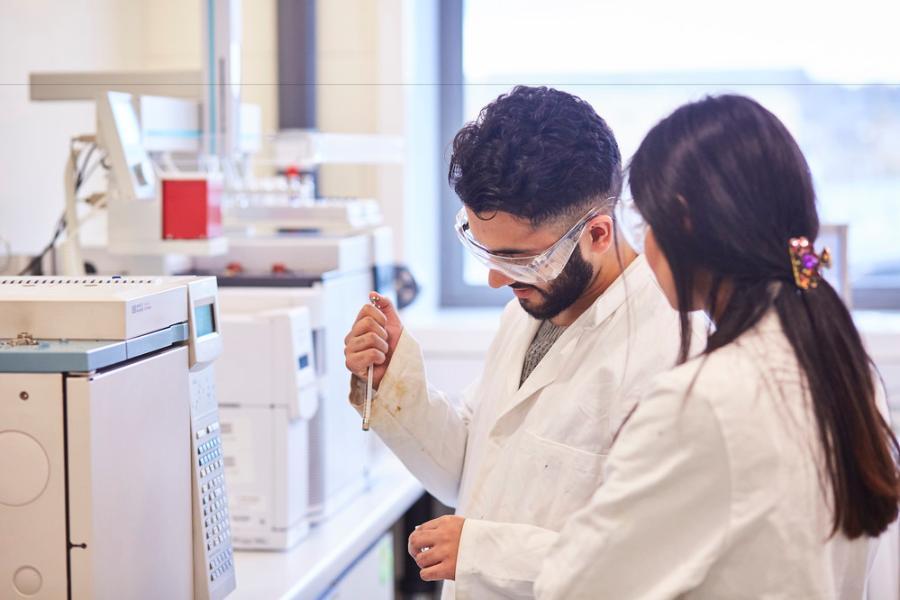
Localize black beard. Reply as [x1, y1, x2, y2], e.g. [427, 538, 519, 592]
[514, 249, 593, 320]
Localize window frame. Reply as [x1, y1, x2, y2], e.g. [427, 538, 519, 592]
[438, 0, 515, 307]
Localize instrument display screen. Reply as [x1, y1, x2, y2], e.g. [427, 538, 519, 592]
[194, 303, 216, 337]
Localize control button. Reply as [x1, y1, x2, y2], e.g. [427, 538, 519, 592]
[12, 566, 42, 596]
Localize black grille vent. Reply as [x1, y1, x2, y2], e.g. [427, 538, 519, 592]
[0, 277, 158, 286]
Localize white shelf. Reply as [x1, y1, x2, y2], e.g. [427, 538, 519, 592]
[107, 237, 229, 257]
[273, 131, 405, 167]
[231, 456, 423, 600]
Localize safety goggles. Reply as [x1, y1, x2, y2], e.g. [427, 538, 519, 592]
[615, 194, 649, 253]
[454, 204, 607, 285]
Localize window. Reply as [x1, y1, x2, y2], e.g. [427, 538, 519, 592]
[440, 0, 900, 309]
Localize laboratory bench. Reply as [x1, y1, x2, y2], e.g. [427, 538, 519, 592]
[228, 309, 899, 600]
[231, 456, 423, 600]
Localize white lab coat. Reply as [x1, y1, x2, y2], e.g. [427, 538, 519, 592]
[534, 309, 899, 600]
[350, 256, 692, 599]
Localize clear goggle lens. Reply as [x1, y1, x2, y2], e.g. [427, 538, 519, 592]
[454, 207, 601, 285]
[615, 195, 648, 254]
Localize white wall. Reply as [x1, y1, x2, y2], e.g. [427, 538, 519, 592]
[0, 0, 278, 264]
[0, 0, 143, 257]
[317, 0, 441, 310]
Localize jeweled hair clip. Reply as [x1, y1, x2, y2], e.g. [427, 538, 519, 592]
[789, 236, 832, 290]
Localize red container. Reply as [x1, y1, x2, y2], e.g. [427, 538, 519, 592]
[161, 175, 223, 240]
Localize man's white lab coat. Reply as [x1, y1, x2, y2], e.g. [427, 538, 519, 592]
[350, 256, 689, 599]
[534, 309, 900, 600]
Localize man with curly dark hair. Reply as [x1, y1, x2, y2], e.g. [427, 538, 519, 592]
[345, 86, 693, 599]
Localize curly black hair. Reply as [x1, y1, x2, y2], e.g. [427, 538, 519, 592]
[448, 86, 622, 226]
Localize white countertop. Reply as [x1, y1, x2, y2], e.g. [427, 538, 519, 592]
[855, 310, 900, 360]
[231, 457, 423, 600]
[404, 306, 502, 357]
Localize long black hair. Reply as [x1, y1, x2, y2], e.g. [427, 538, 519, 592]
[629, 94, 899, 538]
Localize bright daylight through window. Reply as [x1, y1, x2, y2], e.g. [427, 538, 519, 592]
[456, 0, 900, 307]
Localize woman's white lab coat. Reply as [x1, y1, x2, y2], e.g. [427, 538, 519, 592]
[350, 256, 690, 599]
[534, 309, 899, 600]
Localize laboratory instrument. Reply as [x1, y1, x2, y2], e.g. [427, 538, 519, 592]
[0, 276, 235, 599]
[213, 305, 318, 550]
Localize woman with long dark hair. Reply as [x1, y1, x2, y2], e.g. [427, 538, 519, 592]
[534, 94, 900, 599]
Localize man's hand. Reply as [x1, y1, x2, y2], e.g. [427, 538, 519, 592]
[407, 515, 466, 582]
[343, 292, 404, 388]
